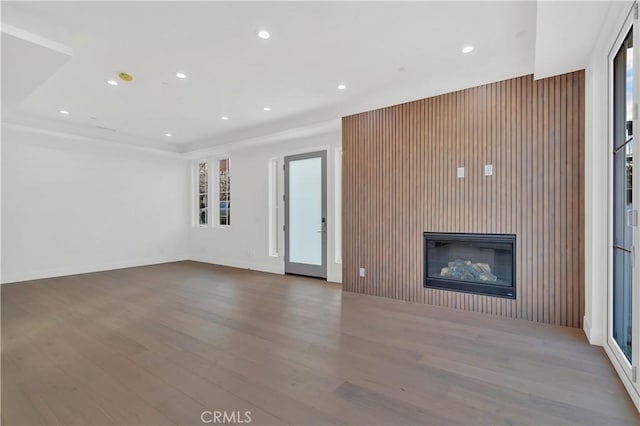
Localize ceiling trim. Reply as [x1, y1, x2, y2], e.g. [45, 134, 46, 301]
[3, 111, 183, 153]
[182, 118, 340, 159]
[2, 121, 183, 158]
[3, 118, 340, 159]
[1, 23, 74, 56]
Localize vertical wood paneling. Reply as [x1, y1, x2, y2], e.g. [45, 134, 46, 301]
[342, 72, 585, 327]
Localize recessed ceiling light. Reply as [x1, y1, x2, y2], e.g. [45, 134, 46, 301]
[221, 116, 229, 120]
[59, 110, 69, 115]
[106, 80, 119, 86]
[175, 72, 187, 79]
[337, 84, 347, 90]
[165, 133, 172, 137]
[461, 45, 474, 54]
[263, 107, 271, 112]
[257, 30, 270, 39]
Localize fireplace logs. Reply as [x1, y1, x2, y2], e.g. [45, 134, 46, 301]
[439, 259, 498, 282]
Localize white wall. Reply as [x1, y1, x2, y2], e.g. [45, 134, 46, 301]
[583, 0, 640, 412]
[188, 131, 342, 283]
[583, 0, 632, 346]
[1, 125, 190, 283]
[1, 125, 341, 285]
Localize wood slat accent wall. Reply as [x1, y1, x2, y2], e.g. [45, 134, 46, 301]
[342, 72, 585, 327]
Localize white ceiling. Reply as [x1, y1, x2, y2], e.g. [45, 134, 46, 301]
[1, 24, 73, 112]
[534, 0, 622, 80]
[1, 1, 614, 153]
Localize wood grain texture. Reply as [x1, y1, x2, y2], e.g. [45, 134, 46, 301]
[342, 72, 585, 327]
[2, 261, 638, 425]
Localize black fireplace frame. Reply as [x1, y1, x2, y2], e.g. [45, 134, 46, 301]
[423, 232, 516, 299]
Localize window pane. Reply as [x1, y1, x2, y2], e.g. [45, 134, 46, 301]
[219, 159, 230, 226]
[199, 194, 208, 225]
[627, 45, 634, 139]
[198, 162, 208, 225]
[613, 248, 633, 362]
[614, 143, 633, 250]
[199, 163, 208, 193]
[614, 32, 634, 150]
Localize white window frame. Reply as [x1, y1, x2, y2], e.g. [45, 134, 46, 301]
[215, 157, 231, 228]
[195, 160, 210, 227]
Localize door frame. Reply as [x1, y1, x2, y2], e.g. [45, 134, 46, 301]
[284, 150, 327, 279]
[607, 2, 639, 387]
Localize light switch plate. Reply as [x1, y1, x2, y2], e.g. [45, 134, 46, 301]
[359, 267, 365, 277]
[484, 164, 493, 176]
[457, 167, 465, 178]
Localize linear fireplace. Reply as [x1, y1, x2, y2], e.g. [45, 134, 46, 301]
[424, 233, 516, 298]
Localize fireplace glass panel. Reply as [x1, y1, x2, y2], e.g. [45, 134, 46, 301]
[424, 233, 516, 298]
[426, 241, 513, 286]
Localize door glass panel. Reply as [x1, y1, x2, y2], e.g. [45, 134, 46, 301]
[288, 157, 322, 265]
[614, 248, 633, 361]
[613, 28, 633, 363]
[614, 144, 633, 250]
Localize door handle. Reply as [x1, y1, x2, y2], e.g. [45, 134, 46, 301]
[317, 217, 327, 233]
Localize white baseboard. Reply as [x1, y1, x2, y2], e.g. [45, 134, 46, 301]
[2, 255, 343, 285]
[583, 315, 604, 346]
[189, 255, 284, 275]
[1, 255, 189, 284]
[327, 270, 342, 284]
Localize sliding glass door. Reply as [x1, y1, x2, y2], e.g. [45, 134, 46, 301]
[610, 8, 640, 388]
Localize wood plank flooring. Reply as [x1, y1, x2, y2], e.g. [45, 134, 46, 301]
[2, 261, 639, 425]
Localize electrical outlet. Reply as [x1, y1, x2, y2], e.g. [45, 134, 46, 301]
[359, 267, 365, 277]
[457, 167, 465, 178]
[484, 164, 493, 176]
